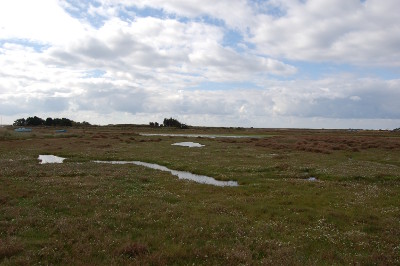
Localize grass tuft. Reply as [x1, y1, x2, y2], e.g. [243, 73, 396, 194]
[0, 240, 23, 259]
[117, 242, 149, 258]
[0, 126, 399, 264]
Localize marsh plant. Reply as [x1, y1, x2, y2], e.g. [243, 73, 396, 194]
[0, 126, 399, 264]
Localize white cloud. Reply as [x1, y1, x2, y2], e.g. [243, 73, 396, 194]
[0, 0, 88, 45]
[101, 0, 255, 30]
[1, 0, 399, 129]
[249, 0, 400, 66]
[42, 15, 294, 83]
[94, 0, 400, 67]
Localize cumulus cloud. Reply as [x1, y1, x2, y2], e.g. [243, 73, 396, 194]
[44, 15, 294, 82]
[0, 0, 399, 129]
[249, 0, 400, 66]
[264, 77, 400, 119]
[0, 0, 87, 45]
[99, 0, 255, 30]
[94, 0, 400, 67]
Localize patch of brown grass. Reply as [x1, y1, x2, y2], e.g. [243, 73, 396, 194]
[250, 134, 400, 154]
[0, 239, 23, 260]
[117, 242, 149, 258]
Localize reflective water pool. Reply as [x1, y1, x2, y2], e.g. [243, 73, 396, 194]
[172, 142, 205, 148]
[38, 154, 238, 187]
[38, 155, 66, 164]
[94, 160, 238, 187]
[140, 133, 260, 138]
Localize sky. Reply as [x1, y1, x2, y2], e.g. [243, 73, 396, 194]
[0, 0, 399, 129]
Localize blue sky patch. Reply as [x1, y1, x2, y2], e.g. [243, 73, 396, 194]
[0, 39, 50, 52]
[1, 0, 399, 129]
[82, 69, 106, 78]
[189, 81, 260, 91]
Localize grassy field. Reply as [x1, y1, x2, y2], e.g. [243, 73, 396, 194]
[1, 125, 399, 265]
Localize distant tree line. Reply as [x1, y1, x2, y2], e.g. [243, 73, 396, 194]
[149, 117, 189, 129]
[149, 122, 160, 127]
[13, 116, 91, 127]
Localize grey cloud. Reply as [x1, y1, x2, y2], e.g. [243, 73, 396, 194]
[48, 31, 185, 72]
[249, 0, 400, 66]
[0, 96, 70, 115]
[290, 97, 397, 119]
[117, 0, 254, 31]
[2, 1, 399, 129]
[74, 84, 147, 114]
[75, 37, 117, 60]
[45, 49, 83, 66]
[74, 32, 153, 60]
[267, 78, 400, 119]
[37, 75, 399, 122]
[189, 44, 296, 80]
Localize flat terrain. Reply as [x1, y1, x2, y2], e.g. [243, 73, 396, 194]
[1, 125, 399, 265]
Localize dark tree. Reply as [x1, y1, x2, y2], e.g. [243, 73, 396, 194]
[45, 117, 54, 126]
[149, 122, 160, 127]
[53, 118, 62, 126]
[13, 118, 26, 126]
[60, 118, 73, 126]
[162, 117, 188, 128]
[13, 116, 88, 127]
[26, 116, 44, 126]
[52, 118, 72, 126]
[163, 117, 181, 127]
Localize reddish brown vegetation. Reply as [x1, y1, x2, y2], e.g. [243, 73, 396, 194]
[117, 242, 149, 258]
[225, 135, 400, 154]
[0, 240, 23, 260]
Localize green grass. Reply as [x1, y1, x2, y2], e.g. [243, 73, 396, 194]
[0, 126, 399, 264]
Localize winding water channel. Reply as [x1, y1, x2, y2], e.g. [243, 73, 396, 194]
[38, 155, 238, 187]
[140, 133, 261, 138]
[94, 160, 238, 187]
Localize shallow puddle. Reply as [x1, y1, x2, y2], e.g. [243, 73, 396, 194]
[172, 142, 205, 148]
[94, 160, 238, 187]
[38, 154, 238, 186]
[38, 155, 66, 164]
[140, 133, 259, 138]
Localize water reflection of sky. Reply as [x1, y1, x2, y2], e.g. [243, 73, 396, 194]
[172, 142, 205, 148]
[94, 160, 238, 187]
[140, 133, 261, 138]
[38, 155, 238, 187]
[38, 155, 65, 164]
